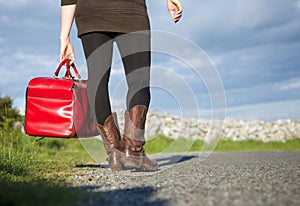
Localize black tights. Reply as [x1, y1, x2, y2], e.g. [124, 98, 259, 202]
[81, 32, 151, 125]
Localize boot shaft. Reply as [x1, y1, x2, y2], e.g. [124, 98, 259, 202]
[123, 105, 148, 147]
[122, 105, 159, 171]
[97, 112, 123, 152]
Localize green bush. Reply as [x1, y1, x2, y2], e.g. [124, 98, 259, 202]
[0, 96, 23, 130]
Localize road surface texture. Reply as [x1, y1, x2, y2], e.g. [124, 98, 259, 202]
[70, 151, 300, 206]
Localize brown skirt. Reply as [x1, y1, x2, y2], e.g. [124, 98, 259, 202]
[75, 0, 150, 36]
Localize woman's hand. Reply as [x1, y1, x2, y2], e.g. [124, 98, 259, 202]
[60, 37, 75, 63]
[167, 0, 183, 23]
[60, 4, 76, 63]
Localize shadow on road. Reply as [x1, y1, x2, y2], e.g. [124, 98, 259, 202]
[155, 155, 197, 167]
[75, 163, 105, 168]
[75, 154, 197, 169]
[78, 185, 170, 206]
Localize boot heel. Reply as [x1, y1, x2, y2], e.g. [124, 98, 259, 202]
[108, 150, 124, 171]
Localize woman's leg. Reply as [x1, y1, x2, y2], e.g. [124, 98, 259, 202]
[81, 32, 124, 171]
[115, 33, 151, 111]
[80, 32, 114, 125]
[115, 33, 158, 171]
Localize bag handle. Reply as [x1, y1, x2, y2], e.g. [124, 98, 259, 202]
[54, 59, 81, 80]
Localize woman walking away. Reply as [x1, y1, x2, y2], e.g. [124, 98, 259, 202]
[59, 0, 183, 171]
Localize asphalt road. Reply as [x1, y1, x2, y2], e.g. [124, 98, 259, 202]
[71, 151, 300, 206]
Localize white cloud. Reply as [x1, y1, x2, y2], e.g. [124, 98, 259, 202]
[0, 36, 5, 44]
[0, 0, 28, 8]
[295, 1, 300, 10]
[0, 0, 57, 11]
[226, 99, 300, 120]
[0, 51, 57, 97]
[232, 0, 295, 29]
[111, 68, 125, 76]
[0, 15, 9, 24]
[0, 14, 51, 29]
[279, 78, 300, 91]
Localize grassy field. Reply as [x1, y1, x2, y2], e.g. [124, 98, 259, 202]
[0, 129, 94, 206]
[1, 129, 299, 205]
[144, 135, 300, 154]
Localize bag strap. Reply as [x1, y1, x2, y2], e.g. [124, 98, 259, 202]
[54, 59, 81, 80]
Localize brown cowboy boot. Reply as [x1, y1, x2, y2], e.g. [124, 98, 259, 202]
[97, 112, 124, 171]
[122, 105, 159, 171]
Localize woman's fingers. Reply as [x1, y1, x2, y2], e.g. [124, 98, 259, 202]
[169, 10, 182, 23]
[69, 52, 75, 64]
[167, 0, 183, 23]
[60, 39, 75, 63]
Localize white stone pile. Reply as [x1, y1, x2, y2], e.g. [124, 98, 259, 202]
[115, 110, 300, 142]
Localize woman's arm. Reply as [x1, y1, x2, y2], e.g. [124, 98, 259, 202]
[60, 4, 76, 63]
[167, 0, 183, 23]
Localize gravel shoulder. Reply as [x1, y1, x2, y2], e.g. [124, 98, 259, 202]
[69, 151, 300, 206]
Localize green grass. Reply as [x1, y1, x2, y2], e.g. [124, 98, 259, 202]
[0, 129, 94, 206]
[214, 139, 300, 151]
[144, 135, 300, 154]
[1, 130, 300, 205]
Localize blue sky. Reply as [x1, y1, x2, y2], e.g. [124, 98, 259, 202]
[0, 0, 300, 121]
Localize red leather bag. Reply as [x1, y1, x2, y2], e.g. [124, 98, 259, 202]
[25, 59, 98, 138]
